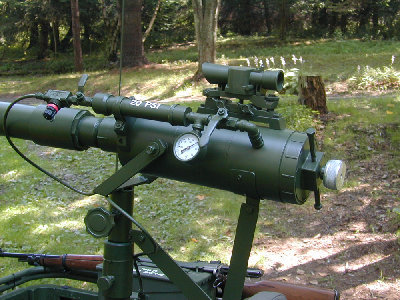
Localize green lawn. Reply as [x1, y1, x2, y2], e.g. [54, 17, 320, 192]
[1, 38, 400, 99]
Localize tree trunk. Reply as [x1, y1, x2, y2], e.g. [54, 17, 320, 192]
[192, 0, 220, 79]
[279, 0, 287, 40]
[60, 23, 73, 51]
[38, 21, 50, 59]
[358, 2, 372, 34]
[120, 0, 148, 67]
[82, 20, 92, 52]
[298, 76, 328, 114]
[71, 0, 83, 72]
[340, 14, 348, 34]
[51, 20, 60, 55]
[100, 0, 119, 62]
[263, 0, 272, 34]
[28, 22, 39, 50]
[372, 3, 379, 36]
[143, 0, 162, 43]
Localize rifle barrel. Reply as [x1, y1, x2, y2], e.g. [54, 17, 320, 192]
[0, 251, 103, 271]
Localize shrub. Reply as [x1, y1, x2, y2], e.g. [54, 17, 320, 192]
[348, 65, 400, 91]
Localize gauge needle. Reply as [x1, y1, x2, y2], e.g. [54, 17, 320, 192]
[181, 143, 198, 154]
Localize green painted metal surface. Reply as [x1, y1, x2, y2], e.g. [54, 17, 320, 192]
[0, 284, 98, 300]
[223, 197, 260, 300]
[0, 103, 318, 204]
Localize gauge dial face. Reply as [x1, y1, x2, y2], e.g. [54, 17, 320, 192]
[173, 133, 200, 162]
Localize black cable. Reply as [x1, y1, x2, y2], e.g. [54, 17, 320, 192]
[3, 95, 94, 196]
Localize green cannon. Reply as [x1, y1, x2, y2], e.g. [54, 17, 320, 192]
[0, 63, 344, 300]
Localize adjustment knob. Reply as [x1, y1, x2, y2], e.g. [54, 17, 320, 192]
[323, 160, 346, 190]
[84, 207, 115, 238]
[97, 275, 114, 292]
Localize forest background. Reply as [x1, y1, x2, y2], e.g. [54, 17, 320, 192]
[1, 0, 400, 73]
[0, 1, 400, 300]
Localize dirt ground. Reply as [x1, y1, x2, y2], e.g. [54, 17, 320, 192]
[250, 121, 400, 299]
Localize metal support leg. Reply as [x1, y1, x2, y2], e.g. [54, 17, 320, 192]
[222, 196, 260, 300]
[100, 189, 134, 300]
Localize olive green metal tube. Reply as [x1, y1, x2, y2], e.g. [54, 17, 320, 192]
[100, 190, 134, 300]
[0, 103, 119, 152]
[202, 62, 284, 91]
[202, 62, 230, 84]
[118, 118, 314, 204]
[0, 102, 36, 141]
[0, 102, 315, 204]
[92, 93, 192, 126]
[249, 69, 284, 91]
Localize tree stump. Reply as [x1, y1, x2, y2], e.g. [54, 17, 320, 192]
[298, 76, 328, 114]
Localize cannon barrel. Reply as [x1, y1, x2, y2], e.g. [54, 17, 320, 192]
[0, 101, 339, 204]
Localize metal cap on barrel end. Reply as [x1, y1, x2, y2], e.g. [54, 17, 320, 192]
[323, 160, 346, 190]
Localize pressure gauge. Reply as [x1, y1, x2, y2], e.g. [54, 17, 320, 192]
[173, 132, 201, 162]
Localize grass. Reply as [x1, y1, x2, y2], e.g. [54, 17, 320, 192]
[322, 96, 400, 171]
[1, 38, 400, 99]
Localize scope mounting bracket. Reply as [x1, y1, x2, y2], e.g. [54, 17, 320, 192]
[198, 91, 286, 130]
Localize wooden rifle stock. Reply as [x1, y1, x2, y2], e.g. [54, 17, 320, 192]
[37, 254, 104, 271]
[1, 250, 340, 300]
[242, 280, 340, 300]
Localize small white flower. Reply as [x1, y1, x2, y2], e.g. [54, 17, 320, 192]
[254, 57, 259, 67]
[357, 65, 361, 72]
[270, 57, 275, 65]
[292, 54, 297, 65]
[280, 56, 286, 67]
[266, 58, 270, 68]
[260, 59, 264, 67]
[391, 55, 395, 64]
[299, 56, 304, 64]
[246, 58, 250, 67]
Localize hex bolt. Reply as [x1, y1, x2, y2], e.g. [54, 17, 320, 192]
[146, 143, 159, 155]
[137, 233, 146, 242]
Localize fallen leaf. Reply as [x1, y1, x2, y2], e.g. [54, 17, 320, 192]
[310, 280, 319, 285]
[386, 110, 393, 114]
[191, 238, 198, 243]
[297, 269, 305, 275]
[196, 195, 206, 200]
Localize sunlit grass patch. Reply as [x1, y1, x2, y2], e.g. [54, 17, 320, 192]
[2, 39, 400, 99]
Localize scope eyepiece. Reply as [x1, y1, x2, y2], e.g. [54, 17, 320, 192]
[249, 70, 284, 92]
